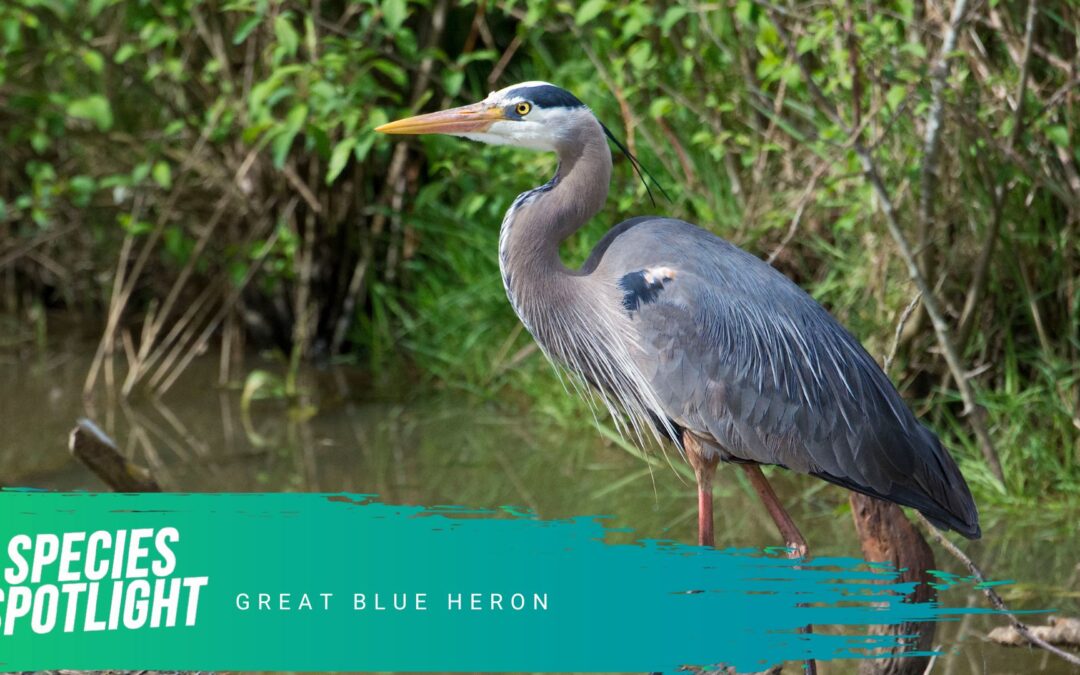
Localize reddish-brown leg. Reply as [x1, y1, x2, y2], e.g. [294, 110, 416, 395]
[742, 464, 809, 557]
[683, 433, 719, 547]
[742, 464, 817, 675]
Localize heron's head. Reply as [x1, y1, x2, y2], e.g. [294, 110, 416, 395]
[375, 81, 593, 152]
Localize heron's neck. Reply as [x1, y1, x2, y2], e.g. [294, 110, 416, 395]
[498, 124, 612, 326]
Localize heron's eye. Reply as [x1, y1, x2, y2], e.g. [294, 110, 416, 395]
[516, 102, 532, 116]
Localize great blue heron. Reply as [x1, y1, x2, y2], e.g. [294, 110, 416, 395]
[376, 81, 980, 555]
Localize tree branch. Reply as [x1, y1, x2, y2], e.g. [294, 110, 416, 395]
[914, 513, 1080, 667]
[916, 0, 969, 274]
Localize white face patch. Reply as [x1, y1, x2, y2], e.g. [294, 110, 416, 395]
[461, 119, 559, 152]
[454, 83, 593, 152]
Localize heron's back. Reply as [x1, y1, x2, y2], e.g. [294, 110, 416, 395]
[584, 217, 980, 539]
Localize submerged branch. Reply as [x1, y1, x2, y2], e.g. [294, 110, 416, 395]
[914, 514, 1080, 667]
[68, 419, 161, 492]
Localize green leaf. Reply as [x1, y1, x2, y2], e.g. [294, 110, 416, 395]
[82, 49, 105, 74]
[271, 104, 308, 168]
[326, 137, 355, 184]
[886, 85, 906, 111]
[2, 18, 20, 47]
[119, 213, 152, 235]
[114, 44, 137, 64]
[899, 42, 927, 59]
[575, 0, 605, 25]
[648, 97, 674, 118]
[354, 112, 387, 164]
[304, 15, 317, 58]
[131, 161, 151, 184]
[1045, 125, 1070, 148]
[660, 6, 688, 34]
[442, 70, 464, 97]
[30, 132, 50, 153]
[89, 0, 112, 17]
[627, 41, 652, 70]
[67, 95, 113, 131]
[163, 119, 186, 137]
[233, 14, 262, 44]
[152, 161, 172, 189]
[382, 0, 407, 31]
[354, 133, 376, 163]
[274, 14, 299, 57]
[69, 175, 97, 207]
[371, 59, 407, 87]
[734, 0, 754, 25]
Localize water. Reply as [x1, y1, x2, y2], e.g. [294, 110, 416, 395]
[2, 324, 1078, 674]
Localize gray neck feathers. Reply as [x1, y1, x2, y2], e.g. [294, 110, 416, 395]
[495, 112, 674, 446]
[497, 112, 611, 323]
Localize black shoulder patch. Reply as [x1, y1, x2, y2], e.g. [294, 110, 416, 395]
[512, 84, 585, 110]
[618, 268, 674, 313]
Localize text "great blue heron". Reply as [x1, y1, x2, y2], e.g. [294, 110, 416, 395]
[376, 81, 980, 556]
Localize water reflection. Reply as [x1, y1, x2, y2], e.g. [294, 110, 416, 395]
[1, 332, 1077, 674]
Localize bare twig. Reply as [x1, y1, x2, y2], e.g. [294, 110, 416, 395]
[916, 0, 970, 280]
[123, 197, 231, 393]
[914, 513, 1080, 667]
[152, 216, 287, 395]
[0, 225, 76, 270]
[488, 33, 523, 86]
[655, 116, 696, 189]
[766, 162, 826, 265]
[884, 291, 922, 374]
[84, 210, 139, 398]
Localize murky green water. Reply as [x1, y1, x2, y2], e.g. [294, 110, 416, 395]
[2, 323, 1078, 674]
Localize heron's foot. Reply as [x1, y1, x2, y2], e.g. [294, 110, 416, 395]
[786, 540, 808, 559]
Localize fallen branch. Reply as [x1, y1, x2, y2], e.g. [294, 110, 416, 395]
[989, 617, 1080, 649]
[914, 513, 1080, 667]
[68, 419, 161, 492]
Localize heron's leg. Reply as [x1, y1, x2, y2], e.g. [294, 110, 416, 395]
[683, 433, 719, 547]
[741, 463, 817, 675]
[741, 464, 808, 558]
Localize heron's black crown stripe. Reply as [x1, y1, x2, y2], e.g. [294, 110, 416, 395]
[619, 270, 669, 312]
[512, 84, 585, 109]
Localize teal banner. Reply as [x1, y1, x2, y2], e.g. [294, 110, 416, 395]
[0, 491, 1015, 672]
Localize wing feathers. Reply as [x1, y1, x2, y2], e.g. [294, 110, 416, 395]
[605, 222, 980, 539]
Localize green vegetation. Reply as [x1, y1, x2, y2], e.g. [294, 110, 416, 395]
[1, 0, 1078, 510]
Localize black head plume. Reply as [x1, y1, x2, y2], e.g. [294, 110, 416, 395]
[599, 121, 671, 207]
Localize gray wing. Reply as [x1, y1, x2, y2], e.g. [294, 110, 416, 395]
[592, 218, 980, 538]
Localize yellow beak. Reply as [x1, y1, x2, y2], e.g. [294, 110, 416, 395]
[375, 102, 505, 135]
